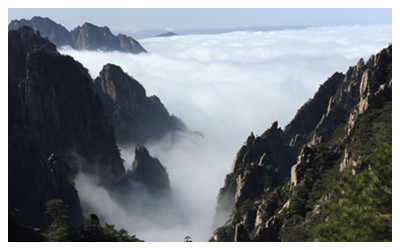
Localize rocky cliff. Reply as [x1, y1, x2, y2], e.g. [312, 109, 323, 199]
[127, 147, 171, 193]
[9, 27, 176, 237]
[212, 45, 392, 242]
[9, 16, 146, 54]
[8, 26, 127, 230]
[94, 64, 186, 144]
[71, 23, 146, 53]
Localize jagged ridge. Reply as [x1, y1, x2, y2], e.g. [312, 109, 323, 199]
[93, 64, 186, 145]
[8, 16, 147, 54]
[212, 45, 392, 242]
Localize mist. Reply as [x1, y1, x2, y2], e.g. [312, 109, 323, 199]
[63, 24, 391, 241]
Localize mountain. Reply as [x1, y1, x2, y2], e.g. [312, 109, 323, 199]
[93, 63, 186, 145]
[127, 147, 171, 193]
[155, 31, 178, 37]
[71, 22, 120, 51]
[8, 26, 161, 237]
[8, 26, 125, 184]
[8, 16, 72, 46]
[8, 16, 146, 54]
[212, 45, 392, 242]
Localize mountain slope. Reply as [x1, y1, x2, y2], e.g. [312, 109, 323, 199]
[8, 27, 176, 237]
[9, 16, 146, 54]
[94, 64, 186, 144]
[212, 45, 392, 242]
[8, 26, 126, 231]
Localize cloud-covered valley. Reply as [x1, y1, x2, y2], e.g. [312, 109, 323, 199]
[60, 24, 391, 241]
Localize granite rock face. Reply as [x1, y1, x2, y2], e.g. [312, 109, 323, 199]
[117, 34, 147, 53]
[9, 27, 178, 234]
[94, 64, 186, 145]
[71, 22, 120, 51]
[213, 122, 296, 230]
[9, 16, 146, 54]
[128, 147, 171, 193]
[8, 27, 126, 229]
[212, 45, 392, 241]
[71, 23, 146, 53]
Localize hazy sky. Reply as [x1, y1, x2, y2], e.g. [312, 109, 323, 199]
[8, 8, 392, 35]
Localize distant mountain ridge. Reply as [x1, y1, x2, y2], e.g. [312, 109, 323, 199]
[8, 16, 147, 54]
[154, 31, 178, 37]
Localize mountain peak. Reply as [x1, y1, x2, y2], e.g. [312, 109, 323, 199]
[130, 146, 170, 193]
[102, 63, 125, 74]
[94, 63, 186, 144]
[9, 16, 146, 54]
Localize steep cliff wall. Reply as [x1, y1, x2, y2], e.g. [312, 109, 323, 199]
[8, 27, 126, 229]
[212, 45, 392, 242]
[94, 64, 186, 145]
[9, 27, 175, 233]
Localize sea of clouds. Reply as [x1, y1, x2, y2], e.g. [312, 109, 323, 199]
[61, 24, 391, 241]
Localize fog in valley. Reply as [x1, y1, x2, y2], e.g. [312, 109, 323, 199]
[60, 24, 391, 241]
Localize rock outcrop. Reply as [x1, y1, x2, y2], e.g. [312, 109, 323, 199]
[212, 45, 392, 241]
[213, 122, 295, 230]
[127, 147, 170, 193]
[94, 64, 186, 144]
[71, 22, 120, 51]
[117, 34, 146, 53]
[9, 16, 146, 54]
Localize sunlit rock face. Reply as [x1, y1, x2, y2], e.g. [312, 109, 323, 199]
[212, 45, 392, 242]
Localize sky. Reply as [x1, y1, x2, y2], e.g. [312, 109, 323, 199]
[8, 8, 392, 37]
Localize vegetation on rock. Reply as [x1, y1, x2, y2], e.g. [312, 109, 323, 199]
[212, 45, 392, 242]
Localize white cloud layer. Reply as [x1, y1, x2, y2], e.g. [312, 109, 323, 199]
[64, 24, 391, 241]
